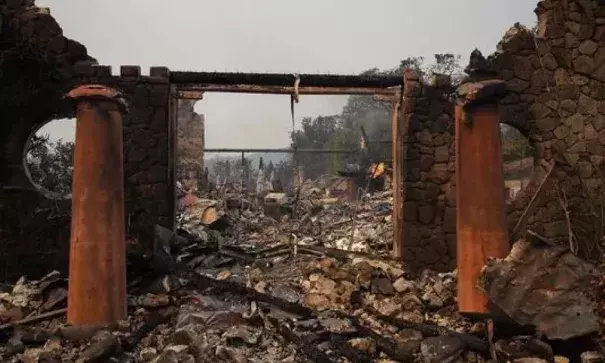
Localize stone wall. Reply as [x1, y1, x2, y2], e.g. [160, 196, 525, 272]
[71, 64, 176, 249]
[402, 0, 605, 269]
[0, 1, 95, 189]
[401, 71, 457, 272]
[492, 0, 605, 258]
[0, 62, 176, 281]
[176, 100, 205, 191]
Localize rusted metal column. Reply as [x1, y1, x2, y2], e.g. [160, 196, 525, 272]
[65, 85, 128, 325]
[455, 80, 510, 316]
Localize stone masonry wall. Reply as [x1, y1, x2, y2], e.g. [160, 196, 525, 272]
[491, 0, 605, 257]
[402, 0, 605, 269]
[177, 99, 205, 191]
[0, 64, 175, 281]
[401, 71, 457, 272]
[73, 64, 175, 248]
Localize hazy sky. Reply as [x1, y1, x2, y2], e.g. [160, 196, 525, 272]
[36, 0, 536, 148]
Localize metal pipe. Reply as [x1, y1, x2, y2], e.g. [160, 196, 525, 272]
[170, 71, 403, 88]
[455, 85, 509, 316]
[203, 148, 356, 154]
[65, 85, 128, 325]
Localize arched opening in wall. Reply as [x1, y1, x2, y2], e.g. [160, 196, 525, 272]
[500, 124, 535, 202]
[24, 117, 76, 200]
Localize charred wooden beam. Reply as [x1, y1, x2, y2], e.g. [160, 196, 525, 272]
[178, 84, 399, 95]
[204, 148, 356, 154]
[170, 71, 403, 89]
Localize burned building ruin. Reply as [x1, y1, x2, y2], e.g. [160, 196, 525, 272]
[1, 0, 605, 280]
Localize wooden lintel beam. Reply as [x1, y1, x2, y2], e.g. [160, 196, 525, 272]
[177, 84, 400, 96]
[177, 90, 205, 100]
[374, 94, 398, 102]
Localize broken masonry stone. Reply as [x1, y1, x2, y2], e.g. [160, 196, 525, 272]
[139, 347, 158, 361]
[581, 351, 604, 363]
[348, 337, 377, 355]
[76, 330, 120, 363]
[370, 277, 395, 295]
[481, 239, 599, 340]
[494, 337, 554, 362]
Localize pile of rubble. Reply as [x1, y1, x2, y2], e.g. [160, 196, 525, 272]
[0, 185, 604, 362]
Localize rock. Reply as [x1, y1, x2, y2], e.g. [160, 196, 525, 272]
[215, 345, 248, 363]
[376, 299, 401, 317]
[315, 277, 337, 295]
[76, 330, 120, 363]
[271, 285, 302, 304]
[223, 325, 261, 346]
[481, 239, 599, 340]
[139, 347, 158, 361]
[176, 306, 247, 329]
[153, 345, 191, 363]
[579, 40, 598, 55]
[400, 292, 423, 311]
[371, 277, 395, 295]
[35, 350, 61, 363]
[253, 281, 267, 293]
[494, 337, 554, 362]
[6, 336, 25, 356]
[319, 317, 355, 333]
[470, 322, 486, 334]
[348, 337, 377, 355]
[139, 294, 173, 308]
[581, 351, 604, 363]
[512, 359, 549, 363]
[420, 336, 466, 363]
[394, 329, 423, 353]
[171, 326, 198, 346]
[304, 293, 331, 311]
[422, 289, 444, 310]
[555, 357, 570, 363]
[392, 277, 415, 293]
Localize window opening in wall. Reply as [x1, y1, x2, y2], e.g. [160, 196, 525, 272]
[173, 82, 400, 225]
[500, 124, 534, 201]
[24, 118, 75, 200]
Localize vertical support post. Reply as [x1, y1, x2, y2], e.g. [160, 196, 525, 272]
[65, 85, 128, 325]
[391, 89, 403, 258]
[346, 178, 357, 201]
[455, 80, 509, 316]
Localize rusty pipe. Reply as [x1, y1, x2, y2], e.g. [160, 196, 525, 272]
[455, 99, 510, 316]
[65, 85, 128, 325]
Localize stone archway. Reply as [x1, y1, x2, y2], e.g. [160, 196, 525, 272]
[491, 1, 605, 259]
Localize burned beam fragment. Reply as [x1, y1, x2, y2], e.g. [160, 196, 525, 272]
[204, 148, 356, 154]
[170, 71, 403, 88]
[364, 306, 490, 353]
[183, 272, 315, 318]
[456, 79, 507, 110]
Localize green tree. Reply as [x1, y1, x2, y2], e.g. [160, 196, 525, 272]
[500, 124, 534, 162]
[26, 134, 74, 199]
